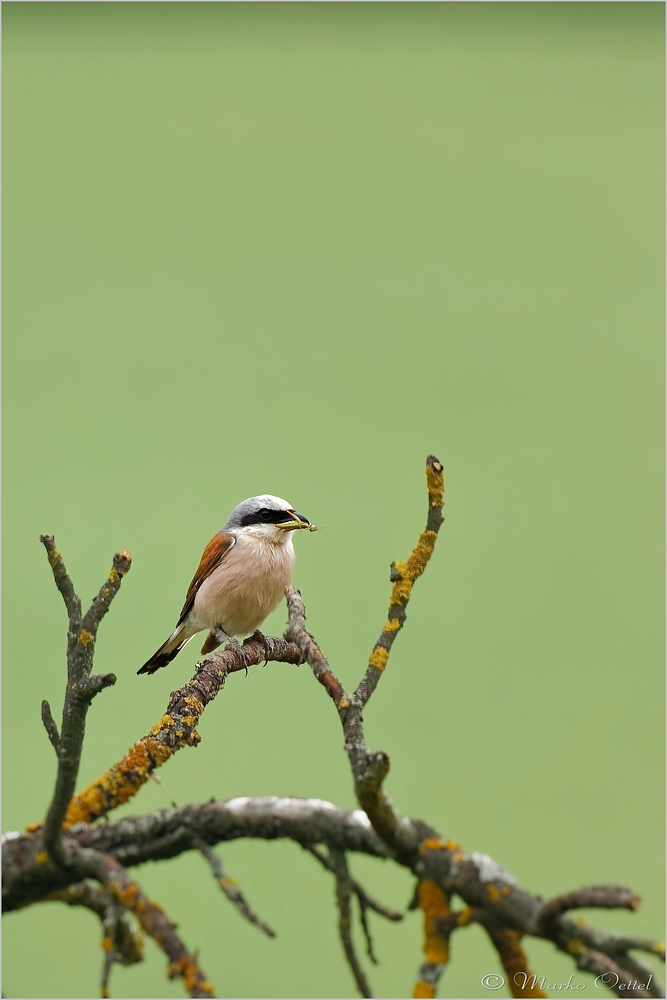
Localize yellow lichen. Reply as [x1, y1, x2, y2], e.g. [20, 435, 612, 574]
[368, 647, 390, 671]
[487, 884, 501, 903]
[108, 568, 119, 584]
[338, 696, 350, 710]
[418, 880, 450, 964]
[220, 877, 237, 890]
[566, 938, 586, 956]
[383, 618, 401, 633]
[36, 850, 48, 864]
[78, 630, 94, 646]
[426, 458, 445, 509]
[101, 936, 113, 952]
[412, 981, 435, 999]
[47, 548, 61, 568]
[390, 579, 413, 604]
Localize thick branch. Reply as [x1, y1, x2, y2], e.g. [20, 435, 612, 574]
[62, 633, 304, 827]
[40, 542, 131, 867]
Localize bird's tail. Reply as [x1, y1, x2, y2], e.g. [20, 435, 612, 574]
[138, 622, 195, 675]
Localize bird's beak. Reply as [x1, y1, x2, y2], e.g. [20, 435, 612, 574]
[277, 510, 316, 531]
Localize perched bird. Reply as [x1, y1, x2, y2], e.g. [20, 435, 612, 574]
[138, 495, 314, 675]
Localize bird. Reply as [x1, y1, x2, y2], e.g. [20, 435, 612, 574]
[138, 495, 315, 675]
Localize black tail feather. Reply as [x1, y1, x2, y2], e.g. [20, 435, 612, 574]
[137, 633, 192, 675]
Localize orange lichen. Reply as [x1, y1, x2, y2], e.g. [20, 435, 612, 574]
[487, 884, 501, 903]
[383, 618, 401, 633]
[63, 732, 178, 827]
[412, 981, 436, 999]
[419, 837, 447, 853]
[78, 630, 94, 646]
[566, 938, 586, 956]
[169, 956, 214, 996]
[488, 927, 547, 998]
[417, 880, 450, 964]
[36, 850, 48, 864]
[102, 936, 113, 952]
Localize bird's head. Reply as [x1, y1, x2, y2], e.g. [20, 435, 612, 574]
[224, 495, 315, 543]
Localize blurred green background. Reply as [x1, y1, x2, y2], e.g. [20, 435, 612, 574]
[2, 3, 664, 998]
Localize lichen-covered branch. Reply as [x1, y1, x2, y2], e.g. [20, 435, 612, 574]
[38, 538, 131, 866]
[356, 454, 444, 709]
[45, 880, 144, 998]
[3, 460, 663, 1000]
[60, 632, 304, 827]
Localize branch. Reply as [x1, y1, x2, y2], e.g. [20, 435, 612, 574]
[484, 926, 547, 999]
[45, 880, 143, 998]
[328, 848, 374, 998]
[62, 632, 305, 827]
[304, 842, 402, 973]
[69, 845, 214, 998]
[39, 534, 82, 623]
[411, 880, 453, 1000]
[39, 541, 131, 867]
[538, 885, 641, 929]
[346, 456, 445, 859]
[41, 700, 60, 753]
[193, 836, 275, 938]
[284, 588, 345, 707]
[4, 799, 664, 999]
[355, 454, 444, 709]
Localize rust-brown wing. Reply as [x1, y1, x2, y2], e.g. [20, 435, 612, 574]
[177, 531, 236, 624]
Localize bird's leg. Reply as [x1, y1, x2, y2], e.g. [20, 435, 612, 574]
[211, 628, 249, 676]
[247, 630, 272, 666]
[212, 627, 237, 648]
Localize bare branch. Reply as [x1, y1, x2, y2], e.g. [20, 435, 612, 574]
[193, 836, 275, 938]
[40, 534, 82, 623]
[538, 885, 641, 930]
[41, 700, 60, 753]
[576, 949, 656, 999]
[284, 588, 345, 707]
[328, 848, 374, 998]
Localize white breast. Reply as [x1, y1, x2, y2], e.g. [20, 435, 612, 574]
[191, 532, 296, 636]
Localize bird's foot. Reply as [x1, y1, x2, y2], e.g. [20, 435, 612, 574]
[247, 629, 272, 666]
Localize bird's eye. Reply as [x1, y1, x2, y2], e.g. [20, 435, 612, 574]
[258, 508, 273, 521]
